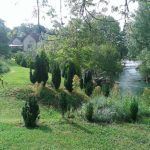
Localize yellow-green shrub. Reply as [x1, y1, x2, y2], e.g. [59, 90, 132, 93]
[143, 88, 150, 106]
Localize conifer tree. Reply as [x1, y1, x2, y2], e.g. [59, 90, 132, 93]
[30, 50, 49, 86]
[52, 63, 61, 89]
[64, 61, 76, 92]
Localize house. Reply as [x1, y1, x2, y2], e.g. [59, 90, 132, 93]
[9, 33, 40, 51]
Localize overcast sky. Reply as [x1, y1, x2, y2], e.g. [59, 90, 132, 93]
[0, 0, 138, 29]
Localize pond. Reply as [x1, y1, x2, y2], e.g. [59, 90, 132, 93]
[116, 60, 150, 95]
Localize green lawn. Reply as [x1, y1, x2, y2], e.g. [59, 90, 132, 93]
[1, 60, 150, 150]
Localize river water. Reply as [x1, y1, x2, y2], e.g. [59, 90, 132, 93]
[116, 60, 150, 95]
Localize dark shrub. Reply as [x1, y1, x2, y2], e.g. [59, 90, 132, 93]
[84, 70, 92, 88]
[52, 63, 61, 89]
[85, 103, 93, 122]
[102, 85, 110, 97]
[20, 58, 27, 67]
[85, 82, 93, 96]
[27, 58, 34, 69]
[64, 61, 76, 92]
[80, 78, 84, 89]
[59, 92, 68, 118]
[15, 55, 23, 65]
[30, 50, 49, 86]
[130, 98, 138, 121]
[22, 96, 40, 128]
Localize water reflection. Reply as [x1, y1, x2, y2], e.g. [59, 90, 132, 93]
[116, 60, 150, 95]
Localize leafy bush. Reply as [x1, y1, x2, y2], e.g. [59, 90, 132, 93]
[73, 75, 80, 92]
[20, 58, 27, 67]
[30, 50, 49, 86]
[52, 63, 61, 90]
[0, 61, 10, 73]
[22, 96, 40, 128]
[92, 86, 101, 97]
[85, 82, 93, 96]
[85, 103, 93, 122]
[143, 88, 150, 106]
[110, 84, 120, 100]
[59, 92, 68, 118]
[102, 85, 110, 97]
[27, 58, 35, 69]
[130, 98, 138, 121]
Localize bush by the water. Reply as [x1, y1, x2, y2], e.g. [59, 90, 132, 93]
[78, 94, 146, 123]
[130, 98, 138, 121]
[22, 96, 40, 128]
[0, 61, 10, 73]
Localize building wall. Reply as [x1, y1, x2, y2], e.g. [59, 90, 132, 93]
[23, 35, 36, 51]
[12, 38, 22, 45]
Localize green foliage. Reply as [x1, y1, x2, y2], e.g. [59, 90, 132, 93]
[84, 71, 93, 96]
[138, 50, 150, 82]
[20, 58, 27, 68]
[21, 96, 40, 128]
[130, 98, 138, 121]
[143, 88, 150, 106]
[85, 82, 93, 96]
[27, 58, 34, 69]
[52, 63, 61, 89]
[0, 61, 10, 73]
[92, 86, 101, 97]
[85, 103, 93, 122]
[59, 92, 68, 118]
[80, 78, 84, 89]
[94, 44, 122, 76]
[102, 85, 110, 97]
[64, 61, 76, 92]
[30, 50, 49, 86]
[128, 2, 150, 58]
[15, 52, 24, 65]
[84, 71, 92, 88]
[0, 19, 9, 56]
[72, 75, 80, 92]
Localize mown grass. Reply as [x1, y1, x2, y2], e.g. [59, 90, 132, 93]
[1, 60, 150, 150]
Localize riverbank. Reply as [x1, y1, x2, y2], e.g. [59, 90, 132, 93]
[117, 60, 150, 95]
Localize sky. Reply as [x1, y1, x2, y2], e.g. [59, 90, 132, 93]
[0, 0, 138, 29]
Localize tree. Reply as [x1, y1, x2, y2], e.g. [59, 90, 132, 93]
[94, 44, 122, 77]
[84, 71, 93, 96]
[128, 2, 150, 58]
[64, 61, 76, 92]
[0, 19, 9, 56]
[30, 50, 49, 86]
[52, 63, 61, 89]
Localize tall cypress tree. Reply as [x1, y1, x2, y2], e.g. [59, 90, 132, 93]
[64, 61, 76, 92]
[30, 50, 49, 86]
[52, 63, 61, 89]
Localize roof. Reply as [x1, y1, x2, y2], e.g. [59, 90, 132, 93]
[10, 35, 24, 43]
[10, 33, 40, 43]
[25, 33, 40, 42]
